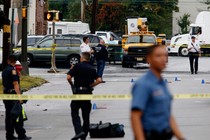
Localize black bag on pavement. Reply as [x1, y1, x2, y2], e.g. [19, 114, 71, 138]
[89, 121, 125, 138]
[10, 101, 22, 120]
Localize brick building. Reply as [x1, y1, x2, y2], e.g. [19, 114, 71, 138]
[28, 0, 48, 35]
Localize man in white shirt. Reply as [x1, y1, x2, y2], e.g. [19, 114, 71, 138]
[188, 36, 201, 74]
[80, 37, 92, 53]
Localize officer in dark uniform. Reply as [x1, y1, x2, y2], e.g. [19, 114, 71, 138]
[67, 52, 102, 140]
[93, 39, 108, 82]
[131, 45, 185, 140]
[2, 55, 31, 140]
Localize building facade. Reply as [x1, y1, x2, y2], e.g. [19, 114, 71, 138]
[173, 0, 209, 36]
[28, 0, 47, 35]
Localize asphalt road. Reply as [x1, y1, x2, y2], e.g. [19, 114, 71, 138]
[1, 56, 210, 140]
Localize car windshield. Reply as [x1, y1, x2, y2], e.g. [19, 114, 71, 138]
[127, 35, 156, 44]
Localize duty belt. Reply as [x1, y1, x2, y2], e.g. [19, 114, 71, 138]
[76, 87, 91, 90]
[4, 89, 15, 94]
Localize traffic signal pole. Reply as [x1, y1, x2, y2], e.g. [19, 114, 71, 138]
[48, 21, 58, 73]
[21, 0, 29, 75]
[2, 0, 11, 70]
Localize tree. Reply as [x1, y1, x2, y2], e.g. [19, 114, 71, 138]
[177, 14, 191, 34]
[202, 0, 210, 9]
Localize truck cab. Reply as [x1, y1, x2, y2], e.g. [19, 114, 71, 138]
[122, 33, 157, 67]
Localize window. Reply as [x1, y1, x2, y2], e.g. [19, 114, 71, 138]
[39, 39, 53, 48]
[96, 33, 107, 38]
[91, 37, 100, 43]
[71, 39, 81, 47]
[127, 35, 156, 44]
[49, 28, 52, 34]
[191, 27, 202, 35]
[27, 38, 36, 46]
[56, 39, 71, 47]
[57, 29, 62, 34]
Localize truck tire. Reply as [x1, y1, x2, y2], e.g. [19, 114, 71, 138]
[179, 47, 189, 57]
[68, 55, 80, 66]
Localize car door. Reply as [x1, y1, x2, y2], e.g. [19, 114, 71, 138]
[55, 39, 71, 62]
[70, 39, 81, 54]
[32, 38, 53, 62]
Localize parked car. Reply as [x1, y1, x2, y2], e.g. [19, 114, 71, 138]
[13, 37, 82, 66]
[36, 34, 100, 48]
[16, 35, 44, 48]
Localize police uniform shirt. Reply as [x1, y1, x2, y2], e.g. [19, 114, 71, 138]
[188, 41, 200, 53]
[2, 65, 19, 93]
[131, 70, 173, 132]
[80, 43, 91, 53]
[67, 62, 99, 88]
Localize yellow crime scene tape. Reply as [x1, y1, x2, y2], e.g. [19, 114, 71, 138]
[1, 94, 210, 101]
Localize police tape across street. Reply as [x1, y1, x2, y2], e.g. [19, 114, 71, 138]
[1, 93, 210, 101]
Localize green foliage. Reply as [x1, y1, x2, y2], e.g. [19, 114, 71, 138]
[177, 14, 191, 34]
[202, 0, 210, 9]
[48, 0, 179, 38]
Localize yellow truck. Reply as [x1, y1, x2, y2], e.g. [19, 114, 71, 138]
[122, 17, 160, 68]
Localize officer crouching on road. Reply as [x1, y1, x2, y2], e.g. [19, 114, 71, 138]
[131, 45, 185, 140]
[67, 52, 102, 140]
[2, 55, 31, 140]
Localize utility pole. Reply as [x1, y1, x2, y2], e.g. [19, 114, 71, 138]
[81, 0, 85, 22]
[91, 0, 98, 34]
[2, 0, 11, 70]
[21, 0, 29, 75]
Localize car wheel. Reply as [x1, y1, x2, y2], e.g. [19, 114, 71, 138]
[68, 55, 80, 66]
[27, 55, 33, 66]
[179, 47, 189, 57]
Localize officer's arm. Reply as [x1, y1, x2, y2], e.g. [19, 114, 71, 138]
[90, 77, 102, 87]
[13, 81, 21, 95]
[67, 74, 74, 86]
[170, 115, 185, 140]
[131, 110, 145, 140]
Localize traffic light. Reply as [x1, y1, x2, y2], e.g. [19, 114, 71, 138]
[44, 12, 54, 21]
[55, 12, 63, 21]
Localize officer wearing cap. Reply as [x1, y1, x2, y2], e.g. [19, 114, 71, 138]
[188, 36, 201, 74]
[2, 55, 31, 140]
[131, 45, 185, 140]
[67, 52, 102, 140]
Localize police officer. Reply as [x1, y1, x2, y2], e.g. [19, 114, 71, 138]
[93, 39, 108, 82]
[67, 52, 102, 140]
[188, 36, 201, 74]
[131, 45, 185, 140]
[2, 55, 31, 140]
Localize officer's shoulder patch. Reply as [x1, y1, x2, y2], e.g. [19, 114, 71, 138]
[12, 70, 17, 75]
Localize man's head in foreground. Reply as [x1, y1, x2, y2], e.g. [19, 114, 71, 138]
[146, 45, 168, 72]
[81, 52, 90, 62]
